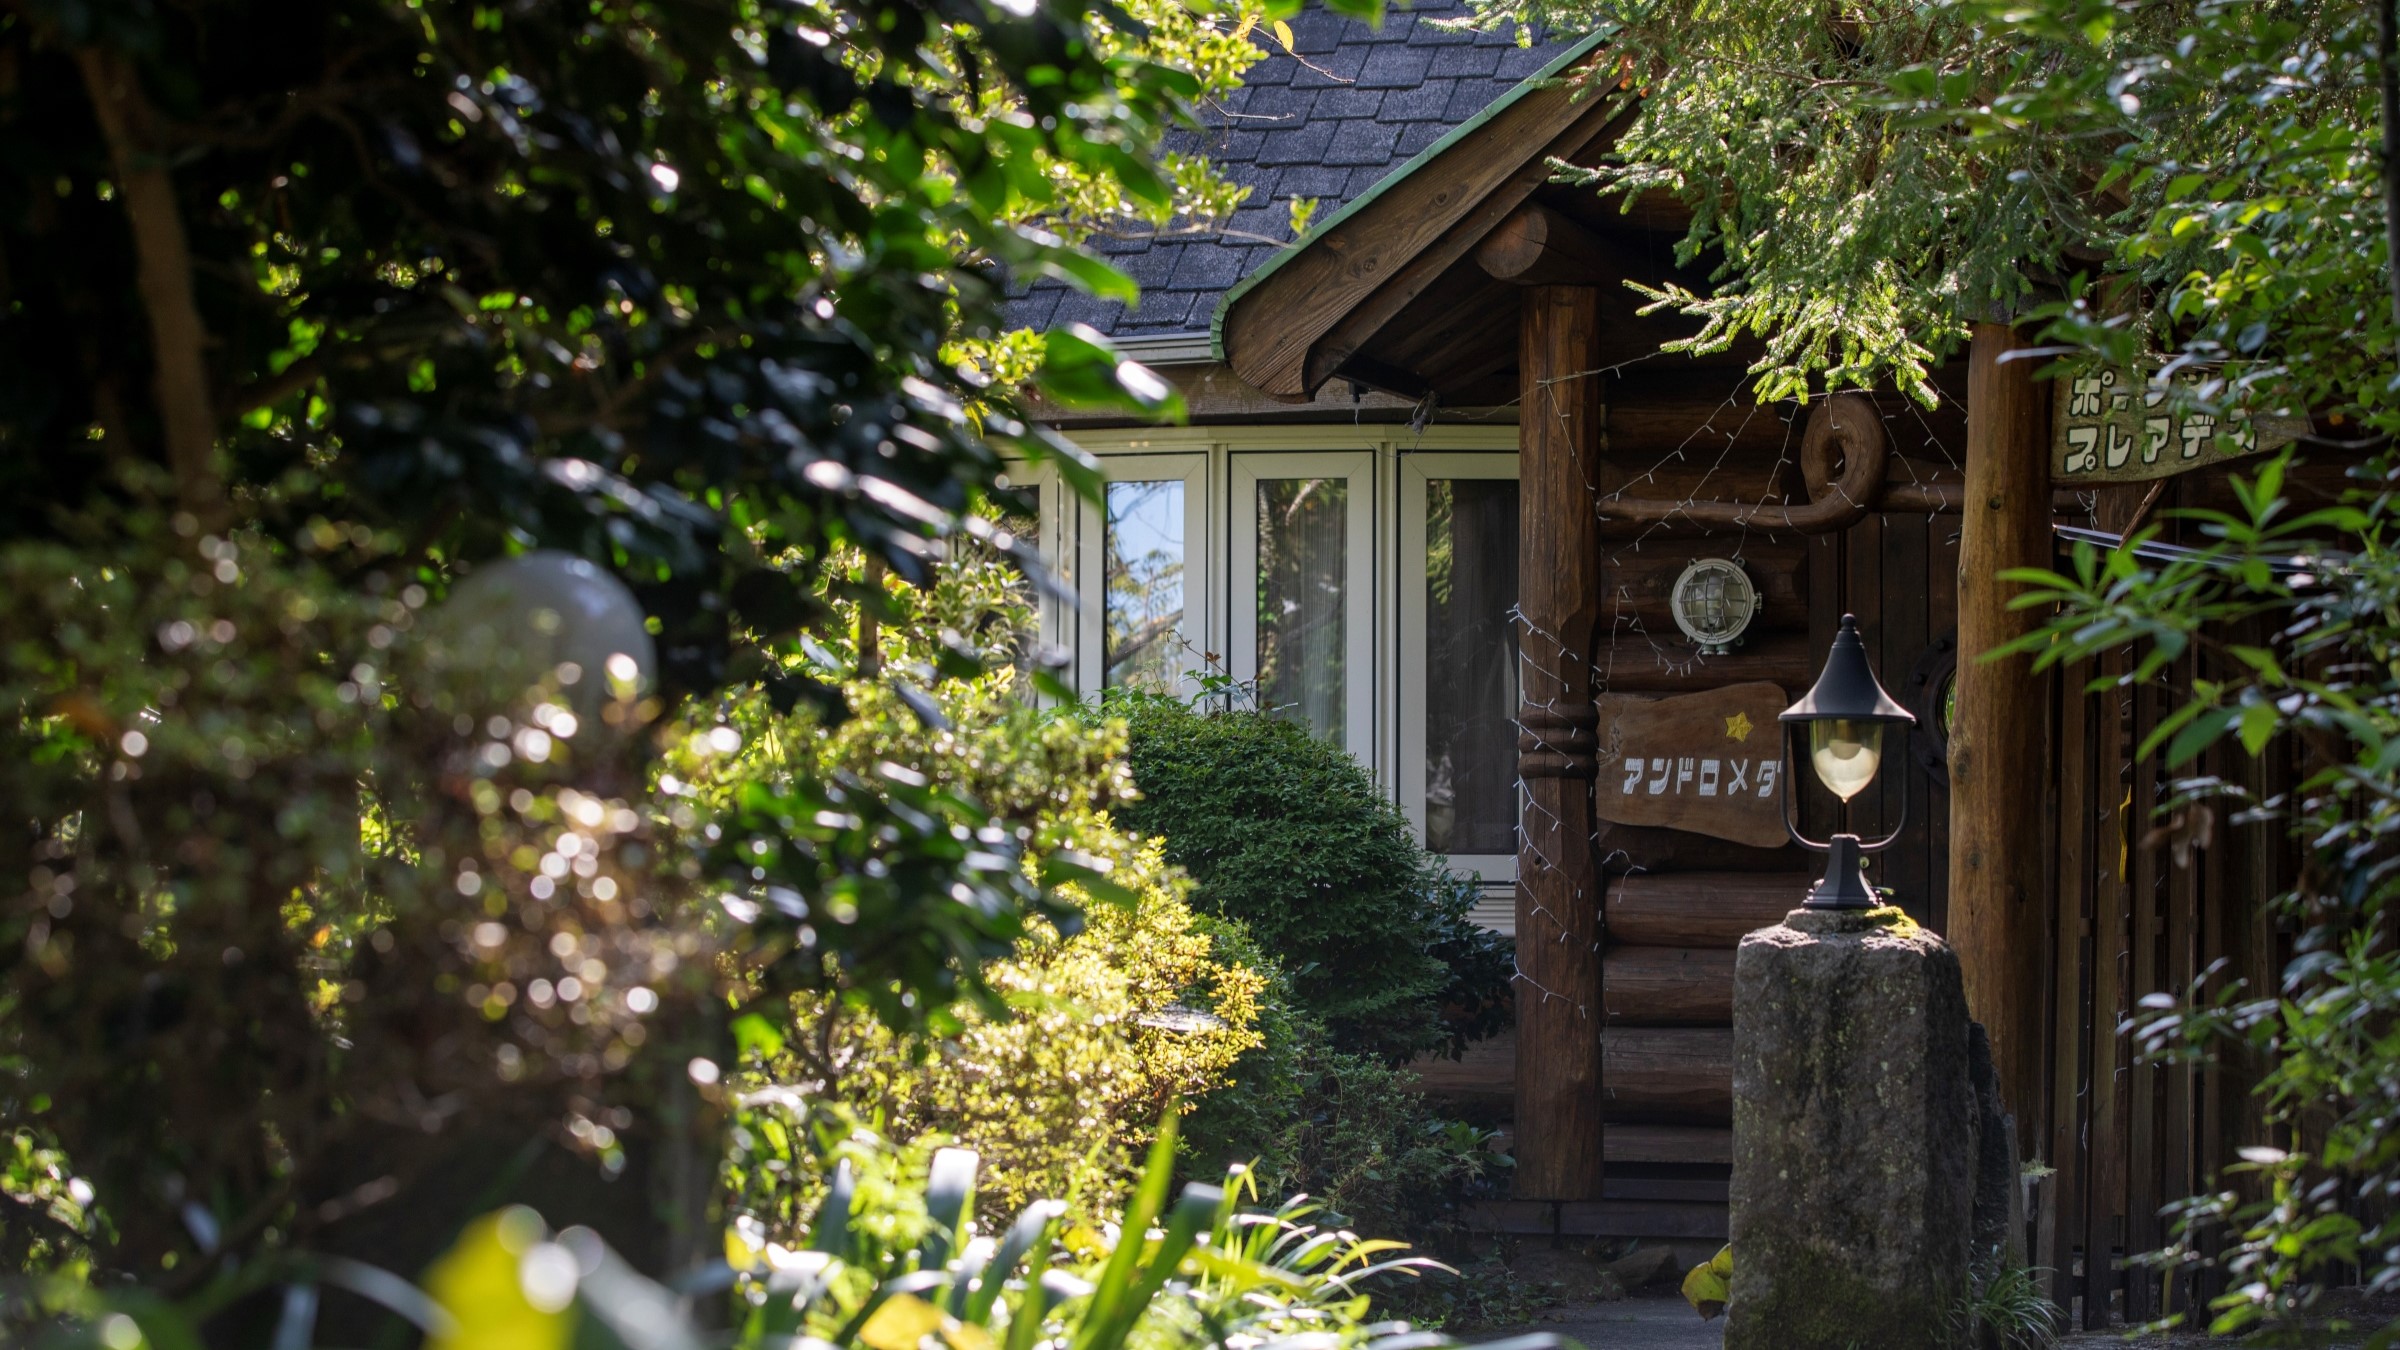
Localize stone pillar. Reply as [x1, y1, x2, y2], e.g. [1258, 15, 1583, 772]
[1727, 907, 1976, 1350]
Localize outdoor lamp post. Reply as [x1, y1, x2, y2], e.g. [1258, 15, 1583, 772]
[1779, 613, 1918, 909]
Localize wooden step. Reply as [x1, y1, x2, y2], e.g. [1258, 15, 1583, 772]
[1481, 1123, 1731, 1167]
[1602, 1174, 1732, 1203]
[1603, 1123, 1731, 1166]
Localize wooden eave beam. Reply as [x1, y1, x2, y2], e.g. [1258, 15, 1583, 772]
[1297, 103, 1630, 397]
[1477, 202, 1631, 288]
[1328, 354, 1434, 403]
[1219, 65, 1627, 402]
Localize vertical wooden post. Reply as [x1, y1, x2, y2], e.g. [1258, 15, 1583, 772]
[1951, 321, 2053, 1138]
[1514, 285, 1606, 1199]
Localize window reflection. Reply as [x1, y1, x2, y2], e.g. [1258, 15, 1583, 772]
[1104, 479, 1185, 691]
[1425, 479, 1519, 855]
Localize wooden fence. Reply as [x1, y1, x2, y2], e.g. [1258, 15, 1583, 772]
[2031, 643, 2296, 1328]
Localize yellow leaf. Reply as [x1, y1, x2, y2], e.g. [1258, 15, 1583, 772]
[425, 1209, 574, 1350]
[1271, 19, 1293, 50]
[860, 1293, 946, 1350]
[1232, 13, 1257, 40]
[726, 1218, 767, 1273]
[1680, 1244, 1731, 1321]
[943, 1320, 995, 1350]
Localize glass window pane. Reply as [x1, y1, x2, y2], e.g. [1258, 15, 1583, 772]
[1104, 479, 1186, 691]
[1425, 478, 1519, 855]
[1256, 477, 1348, 745]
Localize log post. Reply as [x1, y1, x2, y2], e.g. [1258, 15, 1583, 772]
[1514, 285, 1606, 1199]
[1951, 322, 2052, 1137]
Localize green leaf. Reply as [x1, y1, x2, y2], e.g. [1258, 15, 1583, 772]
[919, 1147, 979, 1272]
[2237, 700, 2280, 756]
[2164, 706, 2238, 768]
[1040, 851, 1141, 907]
[424, 1210, 574, 1350]
[809, 1161, 856, 1255]
[732, 1012, 788, 1060]
[1031, 250, 1136, 305]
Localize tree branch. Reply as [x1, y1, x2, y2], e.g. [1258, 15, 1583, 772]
[74, 44, 223, 521]
[227, 356, 324, 420]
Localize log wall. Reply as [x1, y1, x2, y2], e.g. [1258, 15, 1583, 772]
[1461, 382, 1973, 1170]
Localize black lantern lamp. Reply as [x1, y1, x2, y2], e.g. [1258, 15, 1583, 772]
[1779, 614, 1918, 909]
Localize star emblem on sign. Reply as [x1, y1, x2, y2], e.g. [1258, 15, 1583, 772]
[1724, 711, 1754, 742]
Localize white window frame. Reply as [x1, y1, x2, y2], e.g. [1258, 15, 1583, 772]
[998, 458, 1078, 684]
[1230, 450, 1378, 756]
[1078, 452, 1212, 699]
[1025, 426, 1513, 836]
[1399, 451, 1523, 886]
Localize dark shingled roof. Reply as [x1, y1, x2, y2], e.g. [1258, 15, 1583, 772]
[1009, 0, 1569, 341]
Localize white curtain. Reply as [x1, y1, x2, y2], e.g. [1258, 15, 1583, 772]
[1255, 478, 1348, 745]
[1423, 478, 1519, 855]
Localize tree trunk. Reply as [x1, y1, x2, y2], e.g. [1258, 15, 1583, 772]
[73, 44, 222, 520]
[1950, 322, 2052, 1140]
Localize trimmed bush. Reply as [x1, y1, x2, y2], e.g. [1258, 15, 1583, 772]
[1111, 695, 1509, 1062]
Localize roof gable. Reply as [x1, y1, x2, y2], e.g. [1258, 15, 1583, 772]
[1214, 35, 1624, 401]
[1208, 28, 1609, 359]
[1007, 0, 1572, 342]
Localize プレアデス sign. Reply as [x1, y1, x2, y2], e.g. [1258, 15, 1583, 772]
[1592, 681, 1791, 849]
[2053, 366, 2310, 485]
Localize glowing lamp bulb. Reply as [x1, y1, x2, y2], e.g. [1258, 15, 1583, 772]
[1808, 718, 1883, 801]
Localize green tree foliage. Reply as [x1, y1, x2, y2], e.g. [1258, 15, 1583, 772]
[1471, 0, 2391, 428]
[0, 0, 1291, 1317]
[775, 874, 1271, 1217]
[1997, 464, 2399, 1338]
[1108, 697, 1509, 1062]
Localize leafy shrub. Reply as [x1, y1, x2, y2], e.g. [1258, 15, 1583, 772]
[716, 1111, 1493, 1350]
[1102, 692, 1515, 1271]
[778, 858, 1270, 1216]
[691, 553, 1268, 1216]
[1422, 869, 1516, 1052]
[1178, 923, 1507, 1262]
[34, 1108, 1536, 1350]
[1110, 697, 1509, 1062]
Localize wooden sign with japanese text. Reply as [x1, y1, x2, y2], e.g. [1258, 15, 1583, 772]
[1592, 681, 1791, 849]
[2053, 366, 2311, 485]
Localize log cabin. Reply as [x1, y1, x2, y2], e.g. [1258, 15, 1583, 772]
[1017, 2, 2331, 1325]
